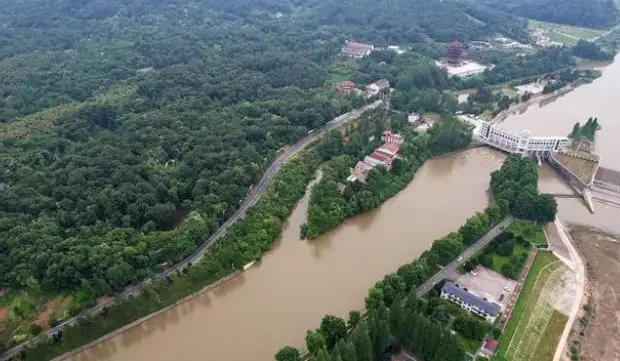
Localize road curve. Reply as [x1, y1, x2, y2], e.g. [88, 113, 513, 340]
[0, 101, 382, 361]
[415, 216, 514, 297]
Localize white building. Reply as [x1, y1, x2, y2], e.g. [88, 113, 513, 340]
[436, 60, 491, 78]
[478, 121, 569, 156]
[441, 283, 501, 324]
[381, 130, 404, 145]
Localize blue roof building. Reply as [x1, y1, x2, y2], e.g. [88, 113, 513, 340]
[441, 283, 502, 323]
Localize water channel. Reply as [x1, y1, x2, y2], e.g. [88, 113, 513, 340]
[68, 57, 620, 361]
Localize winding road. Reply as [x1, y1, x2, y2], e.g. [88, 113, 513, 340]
[0, 101, 382, 361]
[415, 216, 514, 297]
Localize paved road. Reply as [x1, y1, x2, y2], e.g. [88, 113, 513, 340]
[0, 101, 382, 361]
[415, 216, 514, 297]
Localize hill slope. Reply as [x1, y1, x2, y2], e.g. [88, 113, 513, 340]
[479, 0, 619, 29]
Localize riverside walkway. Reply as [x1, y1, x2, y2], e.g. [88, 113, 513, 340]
[416, 216, 514, 297]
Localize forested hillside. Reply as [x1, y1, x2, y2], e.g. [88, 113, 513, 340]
[479, 0, 619, 29]
[0, 0, 528, 299]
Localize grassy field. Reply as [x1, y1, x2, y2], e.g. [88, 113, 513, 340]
[494, 252, 566, 361]
[327, 60, 358, 85]
[527, 19, 604, 46]
[531, 310, 568, 361]
[491, 244, 528, 275]
[508, 221, 547, 246]
[456, 334, 481, 354]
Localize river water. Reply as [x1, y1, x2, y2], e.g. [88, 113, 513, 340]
[67, 57, 620, 361]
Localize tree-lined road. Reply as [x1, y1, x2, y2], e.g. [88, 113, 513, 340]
[0, 101, 382, 361]
[415, 216, 514, 297]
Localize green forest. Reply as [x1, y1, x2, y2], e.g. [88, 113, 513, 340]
[480, 0, 619, 29]
[0, 0, 612, 356]
[490, 156, 558, 223]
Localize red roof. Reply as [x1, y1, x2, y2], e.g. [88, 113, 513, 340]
[346, 41, 374, 51]
[343, 136, 351, 142]
[482, 340, 498, 352]
[368, 151, 393, 164]
[379, 142, 400, 155]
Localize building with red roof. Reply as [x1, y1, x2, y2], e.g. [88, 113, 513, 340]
[341, 41, 375, 59]
[335, 81, 355, 94]
[479, 339, 498, 358]
[381, 130, 404, 145]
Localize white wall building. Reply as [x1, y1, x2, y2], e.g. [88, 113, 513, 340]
[441, 283, 501, 324]
[478, 121, 569, 156]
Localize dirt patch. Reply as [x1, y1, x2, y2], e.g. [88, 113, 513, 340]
[36, 300, 57, 327]
[0, 307, 9, 321]
[569, 228, 620, 361]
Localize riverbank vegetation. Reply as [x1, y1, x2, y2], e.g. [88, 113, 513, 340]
[568, 117, 600, 142]
[277, 202, 509, 361]
[12, 144, 334, 360]
[305, 116, 472, 239]
[572, 40, 615, 60]
[491, 156, 558, 222]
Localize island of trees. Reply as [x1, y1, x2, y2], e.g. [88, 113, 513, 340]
[568, 117, 600, 142]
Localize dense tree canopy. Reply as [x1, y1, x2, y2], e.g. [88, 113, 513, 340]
[0, 0, 531, 301]
[479, 0, 619, 29]
[491, 156, 558, 222]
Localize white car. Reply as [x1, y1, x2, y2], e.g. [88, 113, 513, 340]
[457, 256, 463, 262]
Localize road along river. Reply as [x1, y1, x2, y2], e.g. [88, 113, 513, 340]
[64, 57, 620, 361]
[64, 149, 505, 361]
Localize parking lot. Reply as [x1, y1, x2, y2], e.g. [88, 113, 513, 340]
[455, 266, 517, 307]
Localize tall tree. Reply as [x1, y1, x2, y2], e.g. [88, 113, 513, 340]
[351, 320, 373, 361]
[306, 330, 327, 356]
[389, 295, 406, 341]
[319, 315, 348, 350]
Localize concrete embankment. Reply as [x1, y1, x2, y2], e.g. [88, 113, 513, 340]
[50, 270, 244, 361]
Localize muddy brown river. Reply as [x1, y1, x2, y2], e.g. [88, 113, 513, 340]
[67, 57, 620, 361]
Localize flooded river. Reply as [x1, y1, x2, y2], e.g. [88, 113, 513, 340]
[67, 57, 620, 361]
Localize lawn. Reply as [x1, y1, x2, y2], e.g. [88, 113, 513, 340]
[456, 334, 481, 355]
[327, 60, 358, 85]
[494, 252, 565, 361]
[531, 310, 568, 361]
[490, 244, 528, 276]
[527, 19, 603, 46]
[508, 220, 547, 246]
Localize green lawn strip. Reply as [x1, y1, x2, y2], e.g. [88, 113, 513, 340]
[494, 252, 561, 360]
[556, 26, 602, 40]
[327, 60, 358, 85]
[531, 310, 568, 361]
[549, 31, 579, 46]
[508, 220, 547, 246]
[456, 334, 481, 355]
[490, 244, 528, 275]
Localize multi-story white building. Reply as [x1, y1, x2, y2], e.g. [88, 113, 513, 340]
[478, 121, 569, 156]
[441, 283, 502, 324]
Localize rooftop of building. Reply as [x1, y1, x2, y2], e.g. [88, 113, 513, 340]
[367, 151, 392, 164]
[378, 142, 400, 156]
[343, 41, 374, 51]
[482, 339, 498, 352]
[442, 282, 502, 316]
